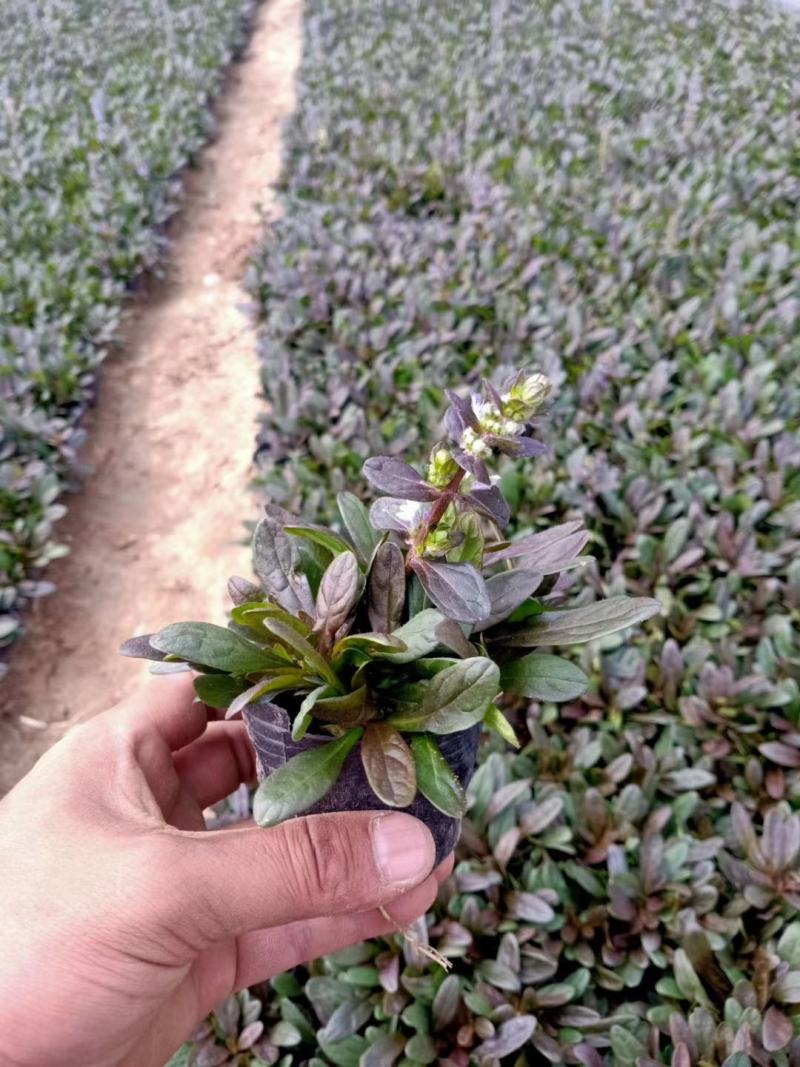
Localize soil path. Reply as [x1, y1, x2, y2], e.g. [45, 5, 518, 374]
[0, 0, 302, 793]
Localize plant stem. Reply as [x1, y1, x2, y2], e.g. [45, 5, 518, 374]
[406, 469, 466, 570]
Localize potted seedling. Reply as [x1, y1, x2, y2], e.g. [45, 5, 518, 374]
[122, 372, 660, 862]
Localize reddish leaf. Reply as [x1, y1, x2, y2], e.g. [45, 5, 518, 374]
[411, 558, 490, 623]
[361, 723, 417, 807]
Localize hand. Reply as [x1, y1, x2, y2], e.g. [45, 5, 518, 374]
[0, 674, 447, 1067]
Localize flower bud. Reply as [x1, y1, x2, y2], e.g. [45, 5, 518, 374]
[503, 372, 551, 421]
[427, 447, 460, 488]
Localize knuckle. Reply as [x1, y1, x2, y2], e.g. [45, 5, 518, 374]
[279, 816, 364, 909]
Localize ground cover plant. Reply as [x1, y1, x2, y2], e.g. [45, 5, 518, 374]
[181, 0, 800, 1063]
[125, 374, 659, 862]
[0, 0, 257, 665]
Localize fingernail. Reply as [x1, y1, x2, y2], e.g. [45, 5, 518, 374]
[371, 813, 435, 887]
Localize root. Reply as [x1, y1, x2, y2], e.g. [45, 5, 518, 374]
[379, 906, 452, 971]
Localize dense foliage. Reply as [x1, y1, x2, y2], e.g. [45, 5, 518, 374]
[187, 0, 800, 1063]
[0, 0, 257, 663]
[124, 375, 658, 836]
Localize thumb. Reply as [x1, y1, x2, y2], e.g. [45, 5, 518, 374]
[173, 811, 436, 941]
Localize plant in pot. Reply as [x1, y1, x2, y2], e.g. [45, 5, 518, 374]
[121, 371, 660, 863]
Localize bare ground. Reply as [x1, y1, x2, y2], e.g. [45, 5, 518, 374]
[0, 0, 303, 793]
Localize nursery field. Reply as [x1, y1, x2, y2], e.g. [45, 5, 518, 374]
[2, 0, 800, 1064]
[189, 0, 800, 1065]
[0, 0, 257, 661]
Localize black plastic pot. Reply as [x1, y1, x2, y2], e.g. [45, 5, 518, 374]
[243, 700, 481, 866]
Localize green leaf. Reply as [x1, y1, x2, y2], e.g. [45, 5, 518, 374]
[332, 632, 407, 669]
[447, 511, 483, 565]
[231, 602, 311, 638]
[193, 673, 247, 709]
[151, 622, 282, 674]
[411, 735, 466, 817]
[609, 1024, 647, 1062]
[499, 596, 661, 646]
[361, 723, 417, 807]
[359, 1034, 405, 1067]
[293, 685, 330, 740]
[226, 673, 306, 719]
[390, 657, 500, 734]
[404, 1032, 436, 1064]
[314, 686, 375, 726]
[318, 1035, 369, 1067]
[483, 703, 520, 747]
[163, 1044, 193, 1067]
[337, 492, 382, 566]
[379, 609, 445, 663]
[500, 653, 589, 701]
[253, 729, 363, 826]
[264, 618, 342, 690]
[285, 524, 352, 557]
[407, 574, 428, 617]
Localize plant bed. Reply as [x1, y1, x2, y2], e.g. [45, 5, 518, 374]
[123, 372, 659, 857]
[0, 0, 259, 664]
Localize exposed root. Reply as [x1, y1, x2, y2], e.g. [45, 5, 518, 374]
[379, 906, 452, 971]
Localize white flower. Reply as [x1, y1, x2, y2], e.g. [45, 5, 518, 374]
[460, 427, 491, 457]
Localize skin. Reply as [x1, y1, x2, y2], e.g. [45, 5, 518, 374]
[0, 674, 450, 1067]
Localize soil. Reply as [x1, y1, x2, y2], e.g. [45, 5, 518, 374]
[0, 0, 303, 794]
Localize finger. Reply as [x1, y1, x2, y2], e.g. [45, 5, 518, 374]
[173, 722, 256, 809]
[170, 811, 436, 941]
[116, 672, 208, 751]
[232, 871, 441, 989]
[435, 853, 455, 882]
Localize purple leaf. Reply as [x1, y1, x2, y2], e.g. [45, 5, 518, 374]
[432, 974, 461, 1029]
[227, 575, 263, 605]
[368, 541, 406, 633]
[253, 515, 314, 616]
[434, 617, 477, 657]
[763, 1006, 794, 1051]
[475, 1015, 538, 1058]
[507, 891, 556, 923]
[759, 742, 800, 768]
[500, 596, 661, 646]
[454, 450, 490, 484]
[487, 520, 589, 572]
[362, 457, 440, 500]
[482, 377, 505, 410]
[369, 497, 429, 533]
[411, 558, 491, 623]
[314, 551, 361, 638]
[119, 634, 166, 661]
[484, 433, 549, 458]
[444, 389, 480, 440]
[467, 485, 511, 527]
[473, 569, 542, 631]
[237, 1021, 264, 1050]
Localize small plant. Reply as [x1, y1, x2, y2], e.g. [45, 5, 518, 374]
[122, 372, 659, 857]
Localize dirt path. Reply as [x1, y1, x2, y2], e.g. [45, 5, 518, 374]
[0, 0, 303, 794]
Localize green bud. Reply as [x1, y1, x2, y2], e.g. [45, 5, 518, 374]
[504, 371, 551, 421]
[427, 446, 459, 488]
